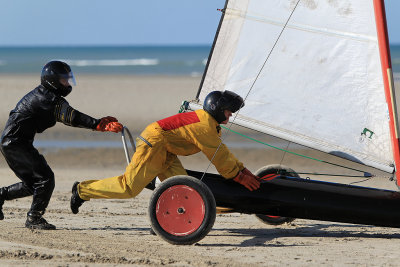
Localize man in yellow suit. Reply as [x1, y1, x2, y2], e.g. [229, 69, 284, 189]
[70, 90, 260, 214]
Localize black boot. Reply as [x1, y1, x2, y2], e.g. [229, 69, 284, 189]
[25, 211, 56, 230]
[0, 188, 5, 220]
[0, 182, 34, 220]
[70, 182, 85, 214]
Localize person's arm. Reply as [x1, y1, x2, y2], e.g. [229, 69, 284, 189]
[190, 127, 260, 191]
[54, 98, 122, 132]
[190, 127, 243, 178]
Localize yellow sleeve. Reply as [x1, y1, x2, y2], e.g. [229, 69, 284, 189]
[190, 129, 244, 179]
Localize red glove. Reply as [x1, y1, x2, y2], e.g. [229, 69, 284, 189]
[105, 121, 123, 133]
[96, 116, 123, 133]
[233, 168, 260, 191]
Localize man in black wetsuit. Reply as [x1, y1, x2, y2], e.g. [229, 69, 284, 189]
[0, 61, 123, 230]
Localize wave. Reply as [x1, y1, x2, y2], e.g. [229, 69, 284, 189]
[62, 58, 159, 67]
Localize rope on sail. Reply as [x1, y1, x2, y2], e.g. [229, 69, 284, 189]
[240, 0, 302, 104]
[199, 0, 303, 180]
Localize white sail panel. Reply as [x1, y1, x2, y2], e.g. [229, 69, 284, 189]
[198, 0, 394, 172]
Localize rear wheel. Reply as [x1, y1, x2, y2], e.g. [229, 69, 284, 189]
[254, 164, 298, 225]
[255, 214, 295, 225]
[148, 176, 216, 245]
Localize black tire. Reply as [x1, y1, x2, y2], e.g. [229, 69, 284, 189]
[255, 214, 295, 225]
[254, 164, 298, 225]
[148, 175, 216, 245]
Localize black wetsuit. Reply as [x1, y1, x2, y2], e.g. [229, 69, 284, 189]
[0, 85, 99, 215]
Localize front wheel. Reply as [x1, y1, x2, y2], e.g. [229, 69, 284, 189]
[148, 176, 216, 245]
[254, 164, 298, 225]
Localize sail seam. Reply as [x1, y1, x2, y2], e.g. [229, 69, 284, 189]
[224, 8, 377, 43]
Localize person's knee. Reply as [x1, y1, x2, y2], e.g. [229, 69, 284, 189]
[6, 182, 33, 200]
[34, 173, 55, 195]
[47, 176, 55, 192]
[45, 172, 55, 192]
[0, 142, 10, 156]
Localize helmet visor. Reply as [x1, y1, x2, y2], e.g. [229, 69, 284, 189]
[59, 71, 76, 87]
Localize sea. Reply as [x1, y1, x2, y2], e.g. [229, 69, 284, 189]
[0, 46, 210, 77]
[0, 45, 400, 79]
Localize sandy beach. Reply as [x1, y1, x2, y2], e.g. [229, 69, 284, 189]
[0, 74, 400, 266]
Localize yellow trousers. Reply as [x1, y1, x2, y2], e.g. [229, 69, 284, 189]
[78, 131, 187, 201]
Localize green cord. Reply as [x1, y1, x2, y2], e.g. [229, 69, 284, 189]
[221, 125, 323, 162]
[221, 125, 372, 177]
[179, 101, 372, 177]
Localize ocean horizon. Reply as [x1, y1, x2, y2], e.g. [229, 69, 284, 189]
[0, 45, 400, 79]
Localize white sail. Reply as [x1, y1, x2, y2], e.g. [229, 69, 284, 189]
[194, 0, 395, 173]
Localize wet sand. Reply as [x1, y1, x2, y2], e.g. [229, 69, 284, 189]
[0, 75, 399, 266]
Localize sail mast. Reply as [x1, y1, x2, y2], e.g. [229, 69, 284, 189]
[373, 0, 400, 184]
[196, 0, 229, 100]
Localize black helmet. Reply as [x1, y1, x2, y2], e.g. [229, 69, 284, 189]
[41, 61, 76, 97]
[203, 90, 244, 123]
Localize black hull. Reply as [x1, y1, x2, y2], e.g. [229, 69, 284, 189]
[186, 170, 400, 228]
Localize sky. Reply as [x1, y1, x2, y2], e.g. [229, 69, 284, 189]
[0, 0, 399, 46]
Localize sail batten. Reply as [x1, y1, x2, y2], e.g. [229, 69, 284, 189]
[197, 0, 397, 175]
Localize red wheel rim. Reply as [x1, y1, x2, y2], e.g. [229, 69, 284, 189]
[156, 185, 205, 236]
